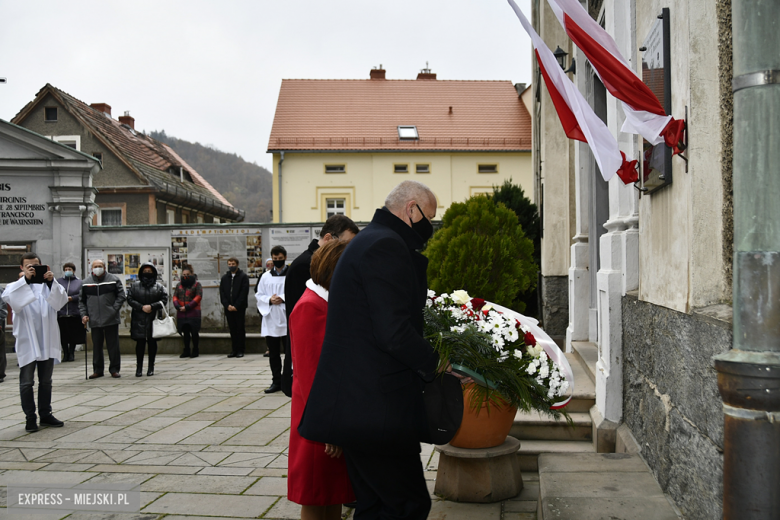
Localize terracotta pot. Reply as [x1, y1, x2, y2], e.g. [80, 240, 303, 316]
[448, 384, 518, 449]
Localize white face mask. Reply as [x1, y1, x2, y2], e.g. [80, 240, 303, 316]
[93, 267, 105, 277]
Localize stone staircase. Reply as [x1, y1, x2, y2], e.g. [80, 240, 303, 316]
[511, 342, 599, 471]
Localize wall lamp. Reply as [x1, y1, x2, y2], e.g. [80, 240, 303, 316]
[553, 46, 577, 74]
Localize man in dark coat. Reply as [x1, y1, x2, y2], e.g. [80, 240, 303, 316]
[220, 257, 250, 358]
[299, 180, 443, 520]
[80, 259, 126, 378]
[281, 214, 359, 397]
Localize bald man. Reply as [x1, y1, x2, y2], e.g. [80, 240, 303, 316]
[80, 259, 126, 378]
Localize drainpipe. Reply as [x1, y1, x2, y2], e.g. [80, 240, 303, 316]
[278, 151, 285, 223]
[714, 1, 780, 518]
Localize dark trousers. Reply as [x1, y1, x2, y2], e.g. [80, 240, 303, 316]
[57, 316, 82, 360]
[226, 311, 246, 354]
[0, 327, 6, 380]
[281, 339, 292, 396]
[19, 358, 54, 421]
[265, 335, 286, 384]
[344, 448, 431, 520]
[135, 339, 158, 370]
[92, 324, 121, 375]
[182, 325, 199, 355]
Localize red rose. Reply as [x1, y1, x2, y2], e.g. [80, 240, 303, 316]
[524, 331, 536, 346]
[471, 298, 486, 311]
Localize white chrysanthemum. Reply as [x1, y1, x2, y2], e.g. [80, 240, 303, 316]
[539, 364, 549, 378]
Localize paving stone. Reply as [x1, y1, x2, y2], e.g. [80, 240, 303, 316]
[142, 474, 257, 494]
[266, 402, 292, 418]
[140, 396, 197, 410]
[0, 461, 48, 470]
[168, 451, 228, 466]
[428, 500, 501, 520]
[211, 410, 269, 428]
[103, 396, 167, 411]
[83, 472, 156, 485]
[98, 417, 181, 443]
[33, 449, 96, 463]
[244, 396, 290, 410]
[266, 454, 288, 469]
[204, 396, 262, 412]
[263, 497, 302, 519]
[39, 463, 96, 472]
[69, 410, 126, 422]
[88, 464, 201, 475]
[77, 451, 122, 465]
[538, 452, 649, 474]
[541, 497, 680, 520]
[183, 411, 231, 422]
[142, 492, 276, 517]
[97, 408, 164, 427]
[540, 472, 665, 499]
[65, 510, 160, 520]
[0, 448, 28, 462]
[244, 476, 287, 495]
[218, 452, 278, 468]
[221, 418, 289, 446]
[248, 468, 288, 477]
[123, 451, 189, 466]
[55, 426, 123, 443]
[177, 426, 242, 445]
[137, 421, 213, 444]
[504, 500, 538, 513]
[0, 469, 94, 485]
[156, 397, 228, 418]
[198, 466, 253, 476]
[517, 482, 539, 502]
[502, 513, 536, 520]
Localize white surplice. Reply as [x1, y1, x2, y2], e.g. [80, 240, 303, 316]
[255, 271, 287, 337]
[2, 277, 68, 368]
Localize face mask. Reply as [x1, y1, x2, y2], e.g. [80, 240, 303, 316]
[64, 271, 74, 278]
[228, 265, 237, 273]
[93, 267, 104, 277]
[141, 272, 155, 280]
[273, 260, 286, 269]
[182, 275, 194, 287]
[410, 204, 434, 242]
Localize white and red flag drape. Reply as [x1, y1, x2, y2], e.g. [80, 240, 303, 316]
[506, 0, 638, 184]
[545, 0, 685, 154]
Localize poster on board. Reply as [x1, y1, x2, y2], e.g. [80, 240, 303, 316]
[171, 229, 262, 287]
[85, 248, 169, 292]
[269, 227, 311, 264]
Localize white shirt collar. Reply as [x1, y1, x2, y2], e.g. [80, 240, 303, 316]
[305, 278, 328, 302]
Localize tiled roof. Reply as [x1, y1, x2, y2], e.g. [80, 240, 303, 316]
[12, 84, 236, 211]
[268, 78, 532, 152]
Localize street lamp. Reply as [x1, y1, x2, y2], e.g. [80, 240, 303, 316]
[552, 46, 577, 74]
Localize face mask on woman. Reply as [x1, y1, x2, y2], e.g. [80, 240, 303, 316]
[64, 270, 74, 278]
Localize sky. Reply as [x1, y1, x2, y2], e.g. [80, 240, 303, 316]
[0, 0, 533, 171]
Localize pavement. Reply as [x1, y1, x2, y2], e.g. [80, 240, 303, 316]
[0, 352, 539, 519]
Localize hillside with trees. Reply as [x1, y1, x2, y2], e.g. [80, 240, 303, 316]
[150, 130, 273, 222]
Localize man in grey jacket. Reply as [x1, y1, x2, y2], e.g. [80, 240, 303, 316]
[79, 259, 126, 378]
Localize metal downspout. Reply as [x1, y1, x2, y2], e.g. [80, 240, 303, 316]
[278, 151, 285, 223]
[714, 1, 780, 518]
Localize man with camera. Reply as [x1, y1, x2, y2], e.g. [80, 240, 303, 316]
[1, 252, 68, 432]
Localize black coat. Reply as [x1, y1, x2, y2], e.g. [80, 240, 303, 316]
[126, 263, 168, 341]
[285, 239, 319, 319]
[220, 268, 250, 311]
[298, 208, 439, 451]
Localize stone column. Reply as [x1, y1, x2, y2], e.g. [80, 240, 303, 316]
[48, 162, 99, 271]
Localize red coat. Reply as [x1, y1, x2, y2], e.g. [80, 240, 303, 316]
[288, 287, 354, 506]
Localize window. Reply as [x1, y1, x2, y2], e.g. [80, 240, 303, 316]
[100, 209, 122, 226]
[166, 209, 175, 224]
[324, 164, 346, 174]
[0, 243, 32, 284]
[416, 164, 430, 174]
[45, 107, 58, 121]
[182, 213, 189, 224]
[213, 217, 221, 224]
[326, 198, 346, 217]
[394, 164, 409, 174]
[51, 135, 81, 151]
[397, 126, 419, 140]
[478, 164, 499, 174]
[196, 214, 204, 224]
[93, 152, 103, 165]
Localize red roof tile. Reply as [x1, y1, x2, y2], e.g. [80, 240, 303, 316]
[268, 79, 532, 152]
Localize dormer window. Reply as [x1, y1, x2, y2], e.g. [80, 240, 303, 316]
[397, 126, 418, 140]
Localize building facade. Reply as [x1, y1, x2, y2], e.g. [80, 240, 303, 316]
[267, 69, 533, 223]
[12, 84, 244, 226]
[532, 0, 733, 518]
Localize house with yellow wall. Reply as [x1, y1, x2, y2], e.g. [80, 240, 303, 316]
[267, 68, 533, 223]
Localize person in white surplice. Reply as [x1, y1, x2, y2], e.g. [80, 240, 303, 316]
[256, 245, 288, 394]
[1, 252, 68, 433]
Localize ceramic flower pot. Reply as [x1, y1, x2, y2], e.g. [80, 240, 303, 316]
[448, 383, 518, 449]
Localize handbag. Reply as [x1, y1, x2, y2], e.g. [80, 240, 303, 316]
[152, 305, 177, 338]
[420, 372, 464, 445]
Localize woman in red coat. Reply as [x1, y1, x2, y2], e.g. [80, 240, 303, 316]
[288, 239, 354, 519]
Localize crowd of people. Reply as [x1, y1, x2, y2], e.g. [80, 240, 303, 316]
[1, 180, 460, 520]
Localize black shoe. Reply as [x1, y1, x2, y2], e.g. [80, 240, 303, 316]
[227, 352, 237, 358]
[40, 415, 64, 427]
[236, 352, 244, 358]
[264, 383, 281, 394]
[26, 418, 38, 432]
[180, 350, 191, 358]
[263, 352, 270, 357]
[136, 368, 143, 377]
[190, 350, 199, 358]
[147, 368, 154, 376]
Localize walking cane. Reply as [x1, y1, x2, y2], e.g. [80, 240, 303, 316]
[84, 322, 90, 381]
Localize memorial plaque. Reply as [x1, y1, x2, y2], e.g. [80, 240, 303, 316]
[640, 8, 672, 194]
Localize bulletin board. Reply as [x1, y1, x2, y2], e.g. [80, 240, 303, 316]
[84, 248, 170, 293]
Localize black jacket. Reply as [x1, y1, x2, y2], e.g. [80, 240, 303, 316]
[79, 272, 126, 328]
[126, 263, 168, 340]
[298, 208, 439, 450]
[220, 268, 250, 311]
[284, 239, 319, 319]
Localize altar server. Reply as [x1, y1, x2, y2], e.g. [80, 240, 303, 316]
[256, 245, 288, 393]
[2, 252, 68, 433]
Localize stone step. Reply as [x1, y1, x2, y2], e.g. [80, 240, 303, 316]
[516, 440, 595, 472]
[571, 341, 598, 385]
[538, 453, 682, 519]
[510, 411, 592, 442]
[562, 352, 595, 413]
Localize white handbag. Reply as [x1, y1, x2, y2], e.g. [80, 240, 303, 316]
[152, 305, 177, 338]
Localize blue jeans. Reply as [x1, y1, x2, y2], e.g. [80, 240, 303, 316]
[19, 358, 54, 421]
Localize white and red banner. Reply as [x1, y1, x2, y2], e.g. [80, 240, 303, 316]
[506, 0, 638, 184]
[545, 0, 685, 153]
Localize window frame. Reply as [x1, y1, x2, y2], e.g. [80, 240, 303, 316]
[324, 164, 347, 174]
[397, 125, 419, 140]
[325, 198, 347, 218]
[44, 106, 58, 122]
[415, 163, 431, 174]
[477, 163, 499, 174]
[50, 135, 81, 151]
[394, 163, 410, 174]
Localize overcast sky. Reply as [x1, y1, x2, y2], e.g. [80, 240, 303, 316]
[0, 0, 532, 171]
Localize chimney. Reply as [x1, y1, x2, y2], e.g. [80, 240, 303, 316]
[417, 61, 436, 80]
[370, 66, 386, 80]
[514, 83, 527, 96]
[90, 103, 112, 116]
[118, 111, 135, 129]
